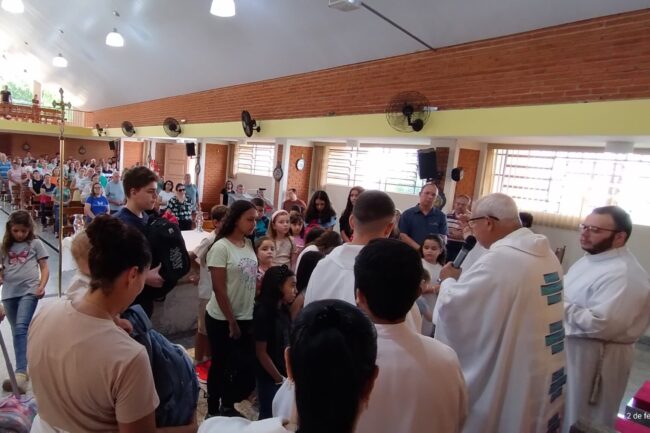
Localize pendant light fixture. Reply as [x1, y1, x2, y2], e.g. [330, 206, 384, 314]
[105, 28, 124, 47]
[210, 0, 236, 17]
[106, 10, 125, 47]
[52, 53, 67, 68]
[1, 0, 24, 14]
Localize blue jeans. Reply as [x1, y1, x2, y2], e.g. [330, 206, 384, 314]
[3, 295, 39, 373]
[53, 205, 60, 233]
[256, 375, 281, 420]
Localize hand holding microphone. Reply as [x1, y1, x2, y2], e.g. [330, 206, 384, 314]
[452, 235, 477, 269]
[439, 236, 477, 282]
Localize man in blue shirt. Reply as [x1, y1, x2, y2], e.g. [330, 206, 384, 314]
[398, 183, 448, 250]
[183, 173, 199, 212]
[104, 171, 125, 214]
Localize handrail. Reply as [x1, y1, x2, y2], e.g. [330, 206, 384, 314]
[0, 102, 87, 127]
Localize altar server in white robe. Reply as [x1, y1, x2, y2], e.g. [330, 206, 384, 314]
[354, 238, 467, 433]
[303, 190, 422, 331]
[436, 193, 566, 433]
[563, 206, 650, 432]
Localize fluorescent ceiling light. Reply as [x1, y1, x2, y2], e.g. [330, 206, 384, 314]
[328, 0, 362, 12]
[52, 53, 67, 68]
[1, 0, 24, 14]
[210, 0, 235, 17]
[105, 28, 124, 47]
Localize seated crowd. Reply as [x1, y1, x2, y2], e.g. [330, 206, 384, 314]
[0, 162, 647, 433]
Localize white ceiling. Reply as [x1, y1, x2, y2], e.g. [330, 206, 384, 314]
[0, 0, 648, 111]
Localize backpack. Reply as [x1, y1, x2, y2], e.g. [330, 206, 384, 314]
[146, 215, 191, 295]
[122, 306, 199, 427]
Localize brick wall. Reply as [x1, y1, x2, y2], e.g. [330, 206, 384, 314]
[287, 146, 313, 203]
[202, 143, 229, 208]
[0, 133, 113, 162]
[123, 141, 143, 169]
[454, 149, 480, 201]
[93, 10, 650, 126]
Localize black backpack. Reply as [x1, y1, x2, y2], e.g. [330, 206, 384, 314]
[146, 216, 191, 295]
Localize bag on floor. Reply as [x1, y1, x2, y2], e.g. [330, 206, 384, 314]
[122, 305, 199, 427]
[0, 329, 37, 433]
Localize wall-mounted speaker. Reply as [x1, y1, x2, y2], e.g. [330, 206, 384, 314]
[417, 148, 439, 180]
[108, 140, 116, 151]
[186, 142, 196, 157]
[451, 167, 464, 182]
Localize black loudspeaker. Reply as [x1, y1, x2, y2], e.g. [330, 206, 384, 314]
[108, 140, 116, 151]
[186, 142, 196, 157]
[417, 148, 439, 180]
[451, 167, 464, 182]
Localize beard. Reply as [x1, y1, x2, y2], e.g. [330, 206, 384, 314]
[581, 233, 616, 255]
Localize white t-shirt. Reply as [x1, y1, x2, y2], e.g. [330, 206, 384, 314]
[421, 260, 442, 336]
[193, 232, 217, 300]
[158, 190, 175, 209]
[206, 238, 258, 321]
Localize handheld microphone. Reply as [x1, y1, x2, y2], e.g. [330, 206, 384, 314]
[452, 236, 477, 269]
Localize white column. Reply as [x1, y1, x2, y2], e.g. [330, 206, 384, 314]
[198, 140, 207, 203]
[275, 138, 289, 207]
[118, 138, 126, 171]
[430, 138, 459, 213]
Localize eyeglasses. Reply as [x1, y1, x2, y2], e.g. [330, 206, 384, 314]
[177, 189, 185, 192]
[578, 224, 619, 234]
[468, 215, 500, 227]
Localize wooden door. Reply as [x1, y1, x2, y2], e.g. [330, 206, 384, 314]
[164, 144, 187, 186]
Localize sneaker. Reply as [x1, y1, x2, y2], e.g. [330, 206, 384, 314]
[195, 360, 211, 384]
[2, 372, 28, 394]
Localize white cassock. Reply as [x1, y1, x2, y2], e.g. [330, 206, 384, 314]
[436, 228, 566, 433]
[355, 322, 468, 433]
[432, 244, 488, 327]
[304, 243, 422, 332]
[563, 246, 650, 432]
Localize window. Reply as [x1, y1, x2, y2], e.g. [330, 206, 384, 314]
[487, 147, 650, 227]
[326, 145, 425, 195]
[236, 142, 275, 176]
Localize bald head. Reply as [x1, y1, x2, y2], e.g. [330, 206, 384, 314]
[471, 193, 522, 248]
[474, 193, 520, 221]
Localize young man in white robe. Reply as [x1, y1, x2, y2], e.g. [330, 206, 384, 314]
[354, 238, 467, 433]
[435, 193, 566, 433]
[303, 190, 422, 331]
[563, 206, 650, 432]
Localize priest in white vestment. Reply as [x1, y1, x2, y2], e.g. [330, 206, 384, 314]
[436, 193, 566, 433]
[563, 206, 650, 432]
[355, 238, 467, 433]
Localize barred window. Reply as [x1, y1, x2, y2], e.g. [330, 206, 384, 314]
[326, 145, 425, 195]
[236, 142, 275, 176]
[488, 147, 650, 227]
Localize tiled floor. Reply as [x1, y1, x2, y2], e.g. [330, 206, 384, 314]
[0, 203, 646, 425]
